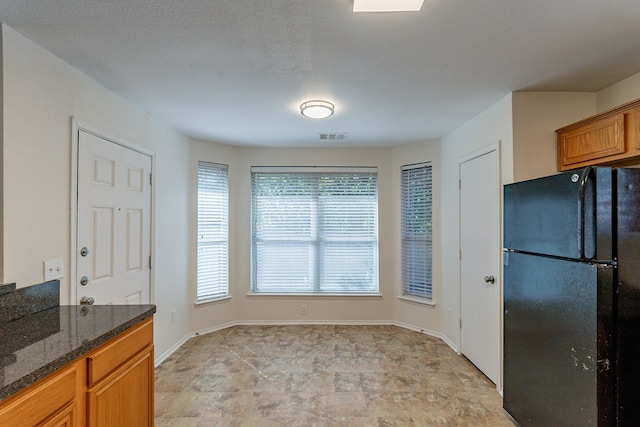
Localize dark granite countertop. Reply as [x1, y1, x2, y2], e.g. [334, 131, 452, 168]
[0, 303, 156, 403]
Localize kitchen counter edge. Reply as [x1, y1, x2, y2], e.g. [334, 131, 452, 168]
[0, 304, 156, 403]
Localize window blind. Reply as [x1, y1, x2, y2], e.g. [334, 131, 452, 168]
[197, 161, 229, 302]
[401, 162, 433, 300]
[251, 169, 378, 293]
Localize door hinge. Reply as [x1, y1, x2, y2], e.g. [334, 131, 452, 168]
[149, 255, 152, 269]
[459, 249, 462, 260]
[460, 319, 462, 329]
[459, 179, 462, 190]
[150, 173, 153, 186]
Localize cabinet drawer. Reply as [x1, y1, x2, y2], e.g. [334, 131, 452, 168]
[86, 318, 153, 386]
[0, 364, 77, 426]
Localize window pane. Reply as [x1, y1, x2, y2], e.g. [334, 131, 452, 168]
[197, 161, 229, 302]
[254, 242, 314, 292]
[252, 170, 378, 293]
[401, 163, 433, 300]
[320, 242, 377, 292]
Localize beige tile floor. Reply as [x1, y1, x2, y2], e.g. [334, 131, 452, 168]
[154, 325, 516, 426]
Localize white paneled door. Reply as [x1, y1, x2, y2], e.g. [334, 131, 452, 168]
[76, 129, 152, 305]
[459, 147, 500, 386]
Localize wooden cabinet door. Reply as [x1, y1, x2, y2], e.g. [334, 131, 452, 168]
[634, 108, 640, 151]
[558, 113, 625, 170]
[40, 402, 76, 427]
[87, 346, 154, 427]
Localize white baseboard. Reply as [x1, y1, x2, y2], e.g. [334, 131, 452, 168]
[154, 334, 192, 366]
[392, 320, 459, 353]
[155, 320, 458, 367]
[191, 320, 238, 337]
[236, 319, 395, 326]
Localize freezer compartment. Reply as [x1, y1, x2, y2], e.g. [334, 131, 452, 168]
[503, 251, 614, 426]
[503, 167, 613, 261]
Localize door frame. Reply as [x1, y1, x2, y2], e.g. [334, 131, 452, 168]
[457, 141, 502, 391]
[70, 118, 156, 305]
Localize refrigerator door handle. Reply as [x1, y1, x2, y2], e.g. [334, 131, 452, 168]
[578, 166, 594, 261]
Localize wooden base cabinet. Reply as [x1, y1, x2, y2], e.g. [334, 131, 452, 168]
[0, 318, 154, 427]
[87, 322, 153, 427]
[42, 402, 76, 427]
[0, 364, 79, 427]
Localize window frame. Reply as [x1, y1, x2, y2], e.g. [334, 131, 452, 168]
[196, 161, 230, 304]
[400, 162, 433, 303]
[250, 166, 379, 295]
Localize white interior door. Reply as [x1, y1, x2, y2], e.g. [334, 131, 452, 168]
[76, 129, 152, 305]
[459, 148, 500, 385]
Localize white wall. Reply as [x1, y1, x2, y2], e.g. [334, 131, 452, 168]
[1, 25, 191, 359]
[512, 92, 597, 182]
[439, 94, 514, 350]
[597, 71, 640, 111]
[0, 27, 4, 282]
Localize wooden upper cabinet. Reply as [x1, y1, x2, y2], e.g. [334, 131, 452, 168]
[557, 98, 640, 171]
[558, 113, 625, 168]
[634, 108, 640, 151]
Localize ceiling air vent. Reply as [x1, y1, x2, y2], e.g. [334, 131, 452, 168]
[318, 132, 348, 141]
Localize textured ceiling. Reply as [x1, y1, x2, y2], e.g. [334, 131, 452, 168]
[1, 0, 640, 147]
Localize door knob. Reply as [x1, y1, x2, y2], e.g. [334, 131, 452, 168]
[80, 296, 95, 305]
[484, 275, 496, 284]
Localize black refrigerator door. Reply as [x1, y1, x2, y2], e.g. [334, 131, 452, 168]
[503, 251, 614, 427]
[503, 167, 613, 261]
[616, 168, 640, 426]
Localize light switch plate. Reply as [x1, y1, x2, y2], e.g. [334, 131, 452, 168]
[44, 258, 64, 281]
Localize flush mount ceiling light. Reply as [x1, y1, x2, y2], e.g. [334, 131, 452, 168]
[300, 100, 335, 119]
[353, 0, 424, 12]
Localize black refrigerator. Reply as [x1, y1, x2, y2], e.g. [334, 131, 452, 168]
[503, 166, 640, 427]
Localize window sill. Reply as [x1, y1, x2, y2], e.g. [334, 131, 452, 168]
[398, 295, 435, 306]
[194, 295, 232, 306]
[246, 292, 382, 298]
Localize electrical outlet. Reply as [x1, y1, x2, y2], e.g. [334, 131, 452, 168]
[301, 305, 308, 315]
[44, 258, 64, 281]
[171, 309, 177, 323]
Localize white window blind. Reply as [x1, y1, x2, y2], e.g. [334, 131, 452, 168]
[197, 161, 229, 302]
[401, 162, 433, 300]
[251, 168, 378, 293]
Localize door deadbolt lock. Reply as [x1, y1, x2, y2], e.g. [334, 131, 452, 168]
[80, 276, 89, 286]
[80, 247, 90, 257]
[484, 275, 496, 284]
